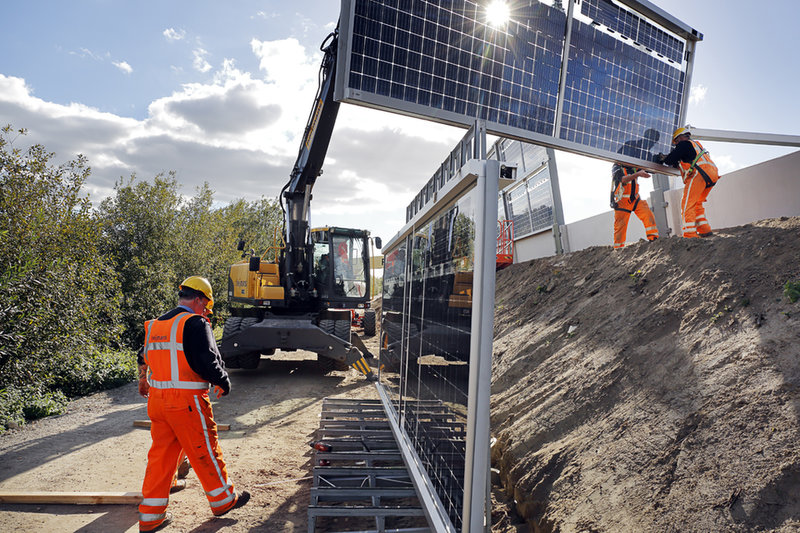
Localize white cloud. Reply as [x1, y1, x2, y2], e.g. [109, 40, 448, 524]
[71, 47, 103, 61]
[193, 48, 212, 73]
[690, 84, 708, 105]
[253, 11, 279, 20]
[113, 61, 133, 74]
[163, 28, 186, 42]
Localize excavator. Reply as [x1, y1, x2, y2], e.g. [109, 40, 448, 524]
[219, 28, 379, 379]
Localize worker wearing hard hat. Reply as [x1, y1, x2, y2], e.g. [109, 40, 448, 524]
[656, 126, 720, 238]
[610, 128, 660, 248]
[137, 276, 249, 532]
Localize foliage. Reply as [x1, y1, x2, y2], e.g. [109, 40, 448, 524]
[0, 124, 284, 428]
[0, 384, 68, 434]
[785, 280, 800, 303]
[51, 348, 137, 398]
[0, 125, 122, 390]
[98, 176, 283, 344]
[97, 174, 185, 347]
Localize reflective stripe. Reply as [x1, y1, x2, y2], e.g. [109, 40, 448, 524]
[146, 341, 184, 352]
[141, 497, 169, 507]
[139, 511, 167, 522]
[149, 380, 208, 390]
[207, 483, 234, 498]
[210, 491, 236, 508]
[193, 395, 231, 496]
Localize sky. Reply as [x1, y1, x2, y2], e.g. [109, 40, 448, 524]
[1, 0, 798, 245]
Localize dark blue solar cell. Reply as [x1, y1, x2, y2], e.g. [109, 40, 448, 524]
[376, 78, 390, 96]
[349, 72, 361, 91]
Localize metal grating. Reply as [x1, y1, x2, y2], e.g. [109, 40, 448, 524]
[308, 398, 431, 533]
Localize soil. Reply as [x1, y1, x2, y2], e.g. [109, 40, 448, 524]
[491, 217, 800, 532]
[1, 217, 798, 533]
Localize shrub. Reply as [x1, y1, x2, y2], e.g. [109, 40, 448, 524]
[50, 349, 137, 398]
[0, 385, 68, 433]
[784, 280, 800, 303]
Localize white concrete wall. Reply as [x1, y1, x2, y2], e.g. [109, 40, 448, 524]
[513, 150, 800, 262]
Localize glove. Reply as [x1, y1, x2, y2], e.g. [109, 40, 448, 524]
[655, 153, 667, 164]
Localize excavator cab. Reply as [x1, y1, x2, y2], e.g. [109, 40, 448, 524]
[311, 227, 372, 307]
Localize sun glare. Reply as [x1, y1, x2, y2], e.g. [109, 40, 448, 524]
[486, 1, 510, 27]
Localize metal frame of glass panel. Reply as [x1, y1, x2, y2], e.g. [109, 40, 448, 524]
[337, 0, 701, 174]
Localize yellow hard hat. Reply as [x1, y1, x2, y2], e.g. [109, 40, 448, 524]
[179, 276, 214, 311]
[672, 126, 691, 142]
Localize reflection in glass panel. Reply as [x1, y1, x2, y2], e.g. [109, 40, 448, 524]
[380, 190, 476, 531]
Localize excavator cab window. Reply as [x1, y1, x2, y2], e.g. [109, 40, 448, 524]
[331, 234, 367, 298]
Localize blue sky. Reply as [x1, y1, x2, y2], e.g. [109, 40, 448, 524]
[1, 1, 798, 242]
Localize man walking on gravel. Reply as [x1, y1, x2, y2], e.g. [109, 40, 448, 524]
[137, 276, 249, 532]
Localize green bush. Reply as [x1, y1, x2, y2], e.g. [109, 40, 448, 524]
[50, 349, 137, 398]
[0, 385, 68, 434]
[785, 280, 800, 303]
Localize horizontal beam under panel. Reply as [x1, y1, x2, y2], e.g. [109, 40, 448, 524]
[690, 128, 800, 147]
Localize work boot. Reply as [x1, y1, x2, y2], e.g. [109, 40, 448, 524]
[699, 231, 714, 238]
[169, 479, 186, 494]
[140, 512, 172, 532]
[214, 490, 250, 517]
[177, 457, 191, 479]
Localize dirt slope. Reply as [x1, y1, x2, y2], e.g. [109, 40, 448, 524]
[490, 217, 800, 532]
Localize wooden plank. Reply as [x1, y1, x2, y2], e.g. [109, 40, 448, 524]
[0, 491, 143, 505]
[133, 420, 230, 431]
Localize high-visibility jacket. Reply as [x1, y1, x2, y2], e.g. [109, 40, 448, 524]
[678, 140, 719, 187]
[143, 312, 208, 392]
[611, 166, 641, 212]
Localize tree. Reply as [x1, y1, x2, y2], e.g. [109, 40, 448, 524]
[0, 125, 121, 387]
[97, 173, 183, 347]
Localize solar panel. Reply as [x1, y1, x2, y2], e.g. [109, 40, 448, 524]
[337, 0, 702, 169]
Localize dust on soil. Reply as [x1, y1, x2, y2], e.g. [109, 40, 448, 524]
[1, 217, 798, 532]
[491, 217, 800, 532]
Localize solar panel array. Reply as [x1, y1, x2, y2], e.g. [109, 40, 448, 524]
[339, 0, 698, 165]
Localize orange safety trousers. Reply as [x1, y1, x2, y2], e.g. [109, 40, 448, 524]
[613, 198, 658, 249]
[680, 173, 716, 238]
[138, 388, 237, 531]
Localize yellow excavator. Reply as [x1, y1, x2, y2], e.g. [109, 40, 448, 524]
[219, 28, 379, 379]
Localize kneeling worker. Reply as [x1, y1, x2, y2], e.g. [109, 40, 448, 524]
[138, 276, 249, 532]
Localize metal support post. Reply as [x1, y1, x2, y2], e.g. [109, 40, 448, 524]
[462, 160, 498, 532]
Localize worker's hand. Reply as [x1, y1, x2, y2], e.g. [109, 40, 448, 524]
[655, 153, 667, 164]
[636, 170, 652, 179]
[138, 378, 150, 398]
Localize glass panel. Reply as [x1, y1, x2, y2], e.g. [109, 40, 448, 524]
[380, 190, 476, 531]
[505, 182, 533, 237]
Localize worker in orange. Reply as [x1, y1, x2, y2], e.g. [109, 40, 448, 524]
[656, 126, 720, 238]
[610, 128, 660, 249]
[137, 276, 249, 532]
[610, 164, 658, 249]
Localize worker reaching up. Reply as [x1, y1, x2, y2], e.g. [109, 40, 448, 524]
[137, 276, 249, 532]
[656, 126, 720, 238]
[610, 128, 660, 248]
